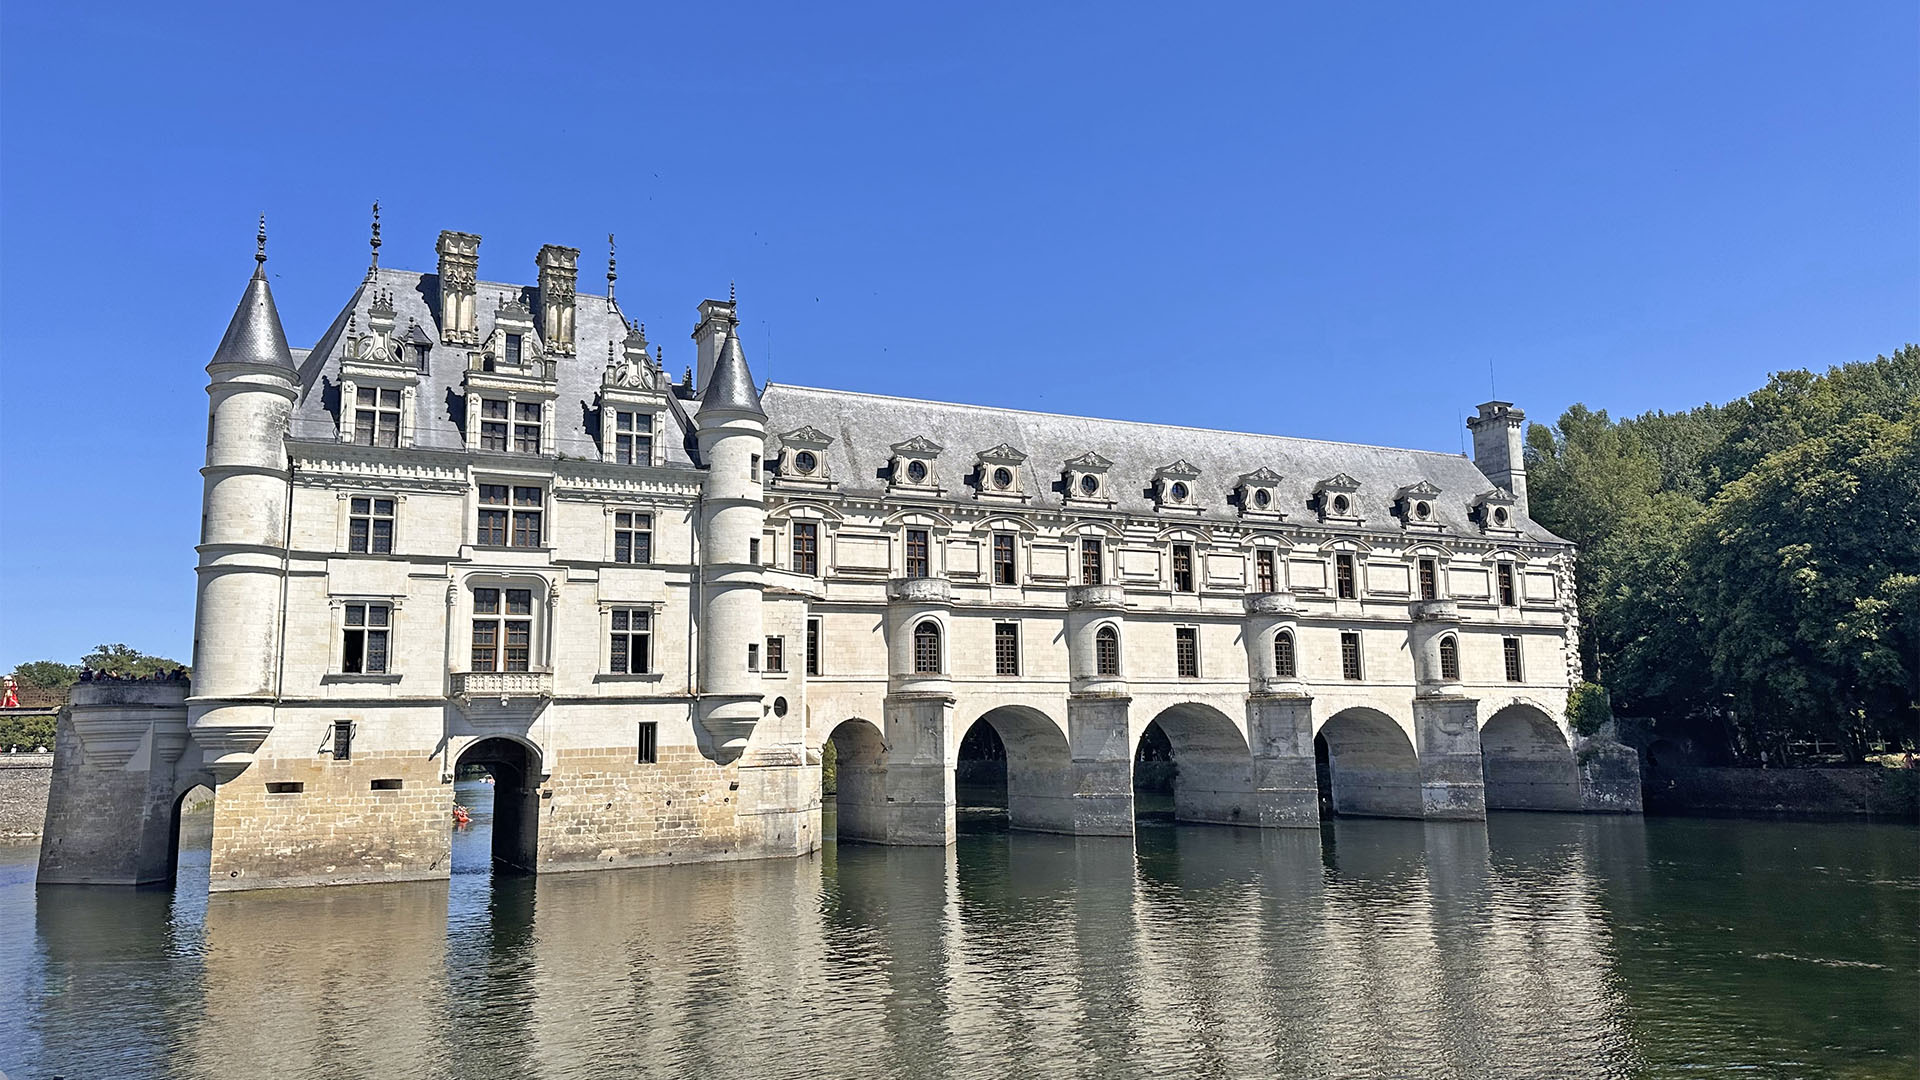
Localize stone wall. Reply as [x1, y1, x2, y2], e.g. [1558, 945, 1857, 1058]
[1643, 765, 1919, 820]
[0, 752, 53, 838]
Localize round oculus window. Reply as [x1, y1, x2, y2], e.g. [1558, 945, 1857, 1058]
[793, 450, 817, 475]
[1252, 488, 1271, 508]
[992, 467, 1014, 490]
[1493, 506, 1510, 525]
[1079, 474, 1100, 496]
[1332, 494, 1350, 514]
[772, 696, 789, 717]
[1415, 501, 1431, 520]
[906, 460, 928, 483]
[1169, 481, 1189, 502]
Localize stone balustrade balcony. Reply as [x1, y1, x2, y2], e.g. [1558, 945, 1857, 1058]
[1067, 583, 1126, 610]
[1242, 591, 1301, 616]
[454, 670, 554, 706]
[887, 576, 951, 605]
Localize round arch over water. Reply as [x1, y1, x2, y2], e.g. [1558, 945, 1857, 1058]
[824, 718, 887, 843]
[1141, 703, 1256, 826]
[1316, 707, 1423, 819]
[455, 736, 543, 875]
[959, 706, 1072, 834]
[1480, 703, 1581, 811]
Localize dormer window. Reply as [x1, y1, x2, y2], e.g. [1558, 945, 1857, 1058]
[890, 435, 944, 493]
[355, 387, 402, 448]
[1153, 460, 1203, 513]
[1313, 474, 1363, 525]
[975, 444, 1029, 501]
[1254, 489, 1272, 509]
[774, 426, 835, 488]
[1063, 451, 1115, 507]
[992, 468, 1014, 489]
[505, 333, 523, 366]
[1236, 467, 1285, 521]
[906, 460, 928, 483]
[794, 450, 819, 476]
[1395, 481, 1445, 533]
[1079, 474, 1100, 497]
[1471, 490, 1521, 535]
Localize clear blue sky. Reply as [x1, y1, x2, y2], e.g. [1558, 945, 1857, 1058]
[1, 2, 1914, 669]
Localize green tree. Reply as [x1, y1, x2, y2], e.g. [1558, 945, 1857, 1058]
[81, 643, 187, 678]
[10, 660, 79, 694]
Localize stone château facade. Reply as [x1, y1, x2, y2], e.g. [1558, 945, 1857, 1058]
[37, 225, 1638, 892]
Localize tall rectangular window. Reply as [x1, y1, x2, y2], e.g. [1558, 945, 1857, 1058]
[749, 538, 761, 564]
[514, 402, 543, 453]
[510, 487, 544, 547]
[479, 398, 509, 452]
[1335, 553, 1357, 599]
[1418, 558, 1438, 601]
[806, 618, 821, 676]
[904, 529, 930, 578]
[342, 603, 390, 674]
[750, 454, 761, 480]
[1340, 632, 1362, 681]
[332, 719, 354, 761]
[747, 643, 760, 671]
[1503, 637, 1523, 683]
[1256, 549, 1276, 593]
[1175, 627, 1199, 678]
[1080, 537, 1103, 585]
[614, 411, 652, 465]
[765, 636, 785, 673]
[613, 512, 652, 565]
[471, 587, 532, 672]
[992, 533, 1017, 585]
[792, 522, 819, 576]
[1171, 544, 1195, 592]
[504, 333, 522, 366]
[994, 622, 1020, 676]
[477, 485, 509, 546]
[355, 387, 401, 448]
[1498, 564, 1517, 606]
[610, 608, 651, 674]
[349, 497, 395, 555]
[636, 722, 658, 765]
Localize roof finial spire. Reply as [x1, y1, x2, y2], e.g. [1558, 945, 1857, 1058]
[729, 279, 736, 305]
[606, 233, 618, 309]
[255, 213, 268, 269]
[367, 201, 382, 281]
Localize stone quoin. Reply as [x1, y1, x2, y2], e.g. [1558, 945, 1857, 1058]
[37, 223, 1639, 892]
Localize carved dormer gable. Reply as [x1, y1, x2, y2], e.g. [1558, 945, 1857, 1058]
[1153, 459, 1204, 514]
[402, 320, 433, 374]
[889, 435, 945, 493]
[1236, 466, 1286, 521]
[474, 294, 551, 381]
[1395, 480, 1446, 533]
[602, 338, 653, 391]
[974, 443, 1029, 502]
[1313, 473, 1364, 525]
[1063, 450, 1116, 507]
[776, 424, 835, 488]
[1470, 488, 1522, 535]
[339, 289, 422, 448]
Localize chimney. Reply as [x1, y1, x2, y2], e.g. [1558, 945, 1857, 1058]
[691, 297, 736, 392]
[435, 231, 481, 345]
[1467, 401, 1528, 515]
[536, 244, 580, 356]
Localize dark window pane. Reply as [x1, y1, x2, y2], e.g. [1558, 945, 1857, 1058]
[506, 589, 532, 615]
[371, 519, 392, 554]
[349, 518, 369, 553]
[366, 629, 388, 674]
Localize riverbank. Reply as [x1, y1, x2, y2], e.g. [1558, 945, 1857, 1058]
[1643, 763, 1919, 820]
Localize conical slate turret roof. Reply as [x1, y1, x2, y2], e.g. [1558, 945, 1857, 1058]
[210, 264, 296, 372]
[699, 323, 765, 418]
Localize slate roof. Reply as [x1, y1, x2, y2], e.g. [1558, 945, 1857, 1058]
[286, 268, 698, 467]
[211, 266, 297, 372]
[760, 384, 1567, 543]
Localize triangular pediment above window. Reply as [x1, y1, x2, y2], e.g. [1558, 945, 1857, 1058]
[978, 443, 1027, 464]
[1238, 466, 1283, 486]
[1316, 472, 1361, 494]
[1065, 451, 1113, 470]
[891, 434, 945, 455]
[1156, 459, 1202, 480]
[780, 425, 834, 448]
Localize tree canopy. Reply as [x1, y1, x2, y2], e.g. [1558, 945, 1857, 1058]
[1526, 345, 1919, 761]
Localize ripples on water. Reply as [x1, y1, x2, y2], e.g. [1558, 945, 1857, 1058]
[1, 786, 1914, 1080]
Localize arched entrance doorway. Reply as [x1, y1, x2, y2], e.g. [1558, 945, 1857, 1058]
[1480, 705, 1581, 811]
[453, 737, 542, 876]
[1137, 704, 1255, 826]
[165, 780, 215, 890]
[822, 718, 887, 843]
[1316, 708, 1422, 819]
[957, 706, 1072, 834]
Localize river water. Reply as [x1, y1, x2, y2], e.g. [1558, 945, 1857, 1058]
[1, 785, 1914, 1080]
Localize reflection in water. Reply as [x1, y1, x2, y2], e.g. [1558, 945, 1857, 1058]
[2, 812, 1915, 1080]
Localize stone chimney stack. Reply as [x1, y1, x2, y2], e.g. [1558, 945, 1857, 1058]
[435, 231, 481, 345]
[691, 296, 737, 392]
[1467, 400, 1528, 516]
[536, 244, 579, 356]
